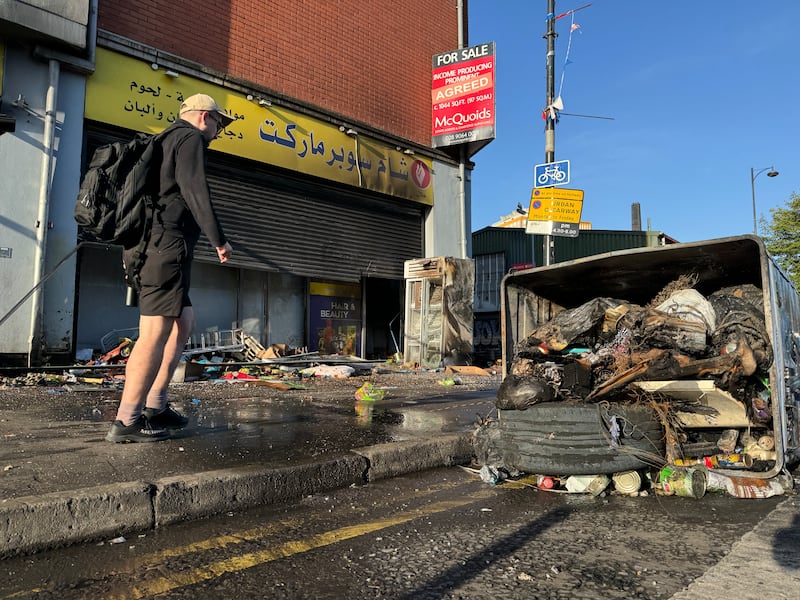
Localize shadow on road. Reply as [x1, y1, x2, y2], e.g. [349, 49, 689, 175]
[773, 511, 800, 570]
[398, 505, 573, 600]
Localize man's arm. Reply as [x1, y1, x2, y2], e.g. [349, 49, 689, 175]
[173, 133, 227, 249]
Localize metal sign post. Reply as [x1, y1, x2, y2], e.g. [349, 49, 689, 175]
[542, 0, 557, 265]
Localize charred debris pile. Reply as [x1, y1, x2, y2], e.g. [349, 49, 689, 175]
[486, 275, 787, 495]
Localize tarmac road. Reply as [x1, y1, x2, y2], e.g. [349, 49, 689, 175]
[0, 467, 797, 599]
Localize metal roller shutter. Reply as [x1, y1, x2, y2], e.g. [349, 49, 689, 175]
[199, 158, 425, 282]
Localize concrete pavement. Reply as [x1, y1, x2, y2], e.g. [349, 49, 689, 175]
[0, 370, 495, 557]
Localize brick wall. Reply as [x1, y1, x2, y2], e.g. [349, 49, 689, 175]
[98, 0, 461, 146]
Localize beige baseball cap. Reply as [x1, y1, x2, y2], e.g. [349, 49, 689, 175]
[179, 93, 235, 127]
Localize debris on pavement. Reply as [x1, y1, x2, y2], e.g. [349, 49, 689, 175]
[473, 275, 797, 499]
[354, 382, 386, 402]
[444, 365, 493, 376]
[300, 364, 355, 379]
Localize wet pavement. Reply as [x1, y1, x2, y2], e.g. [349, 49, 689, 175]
[0, 370, 498, 500]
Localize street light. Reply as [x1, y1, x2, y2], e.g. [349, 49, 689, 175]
[751, 166, 779, 235]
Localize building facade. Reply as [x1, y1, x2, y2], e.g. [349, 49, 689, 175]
[0, 0, 473, 365]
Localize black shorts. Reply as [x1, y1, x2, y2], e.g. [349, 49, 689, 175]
[136, 234, 193, 318]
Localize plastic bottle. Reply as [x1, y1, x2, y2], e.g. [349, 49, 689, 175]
[537, 475, 555, 489]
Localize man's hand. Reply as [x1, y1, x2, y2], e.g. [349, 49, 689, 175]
[216, 242, 233, 263]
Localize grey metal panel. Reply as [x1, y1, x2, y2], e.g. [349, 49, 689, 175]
[194, 160, 424, 282]
[473, 252, 504, 313]
[552, 230, 652, 262]
[472, 226, 655, 268]
[766, 258, 800, 455]
[0, 0, 90, 50]
[471, 227, 531, 268]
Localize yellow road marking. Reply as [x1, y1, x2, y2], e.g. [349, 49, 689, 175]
[135, 519, 300, 565]
[131, 477, 468, 568]
[108, 489, 494, 599]
[0, 476, 499, 600]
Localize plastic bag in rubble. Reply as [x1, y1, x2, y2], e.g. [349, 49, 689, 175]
[479, 465, 508, 485]
[300, 365, 355, 378]
[495, 374, 556, 410]
[472, 418, 505, 467]
[706, 471, 787, 498]
[655, 289, 716, 331]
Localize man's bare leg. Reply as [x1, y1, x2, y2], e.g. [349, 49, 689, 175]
[114, 314, 176, 425]
[145, 306, 195, 411]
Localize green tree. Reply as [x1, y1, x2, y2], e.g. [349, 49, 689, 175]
[760, 192, 800, 288]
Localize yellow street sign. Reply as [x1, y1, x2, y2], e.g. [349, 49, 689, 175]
[528, 187, 584, 223]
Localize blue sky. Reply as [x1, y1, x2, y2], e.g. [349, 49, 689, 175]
[467, 1, 799, 242]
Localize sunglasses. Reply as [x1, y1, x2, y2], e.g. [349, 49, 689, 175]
[207, 112, 226, 129]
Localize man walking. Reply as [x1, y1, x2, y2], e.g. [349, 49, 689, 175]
[106, 93, 234, 442]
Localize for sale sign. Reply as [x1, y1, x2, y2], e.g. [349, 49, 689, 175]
[432, 42, 496, 149]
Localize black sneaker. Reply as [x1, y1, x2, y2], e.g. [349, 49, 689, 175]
[106, 415, 169, 443]
[144, 404, 189, 430]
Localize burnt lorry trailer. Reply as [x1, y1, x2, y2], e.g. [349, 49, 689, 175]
[488, 235, 800, 495]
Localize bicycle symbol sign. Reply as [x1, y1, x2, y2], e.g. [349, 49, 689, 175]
[534, 160, 570, 187]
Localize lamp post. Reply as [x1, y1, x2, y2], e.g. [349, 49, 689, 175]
[751, 166, 779, 235]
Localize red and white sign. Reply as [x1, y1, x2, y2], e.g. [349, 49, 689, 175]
[432, 42, 496, 148]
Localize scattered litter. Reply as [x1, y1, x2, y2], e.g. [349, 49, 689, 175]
[221, 370, 259, 381]
[354, 382, 385, 402]
[256, 343, 307, 359]
[445, 365, 493, 376]
[564, 474, 609, 496]
[109, 536, 126, 544]
[249, 380, 303, 390]
[300, 365, 355, 379]
[611, 470, 642, 494]
[706, 471, 790, 499]
[4, 465, 14, 471]
[656, 466, 707, 498]
[479, 464, 508, 485]
[537, 475, 555, 489]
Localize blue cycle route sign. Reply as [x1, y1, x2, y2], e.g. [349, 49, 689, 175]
[534, 160, 570, 187]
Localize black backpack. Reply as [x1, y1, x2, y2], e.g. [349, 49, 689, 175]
[74, 132, 163, 250]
